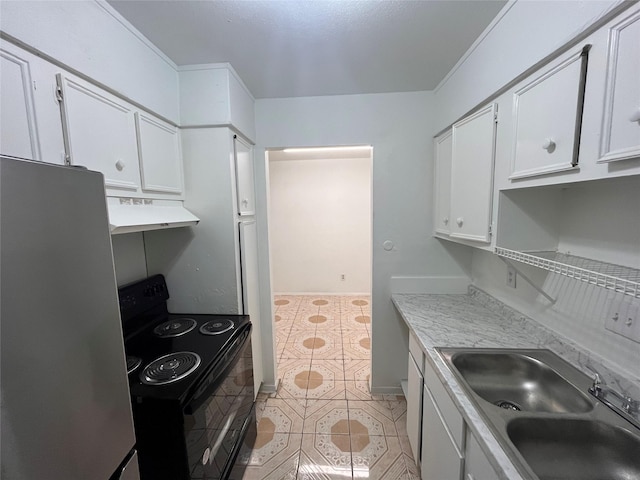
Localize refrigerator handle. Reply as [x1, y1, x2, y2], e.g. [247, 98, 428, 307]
[109, 450, 140, 480]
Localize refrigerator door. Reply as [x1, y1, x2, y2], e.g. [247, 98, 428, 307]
[0, 157, 137, 480]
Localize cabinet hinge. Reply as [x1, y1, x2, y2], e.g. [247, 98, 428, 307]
[494, 111, 498, 123]
[489, 224, 493, 236]
[55, 86, 63, 102]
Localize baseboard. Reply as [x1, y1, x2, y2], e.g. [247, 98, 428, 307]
[273, 292, 371, 296]
[259, 379, 279, 394]
[390, 275, 470, 294]
[369, 385, 404, 395]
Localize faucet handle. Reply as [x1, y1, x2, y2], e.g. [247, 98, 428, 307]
[585, 365, 603, 396]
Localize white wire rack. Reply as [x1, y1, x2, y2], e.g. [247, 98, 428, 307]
[495, 247, 640, 298]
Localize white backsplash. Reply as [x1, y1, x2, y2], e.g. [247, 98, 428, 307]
[471, 249, 640, 389]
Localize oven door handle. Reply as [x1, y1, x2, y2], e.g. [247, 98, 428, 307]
[183, 324, 252, 415]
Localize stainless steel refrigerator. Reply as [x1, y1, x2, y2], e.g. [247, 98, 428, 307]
[1, 156, 140, 480]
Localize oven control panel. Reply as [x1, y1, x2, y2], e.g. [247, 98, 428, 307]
[118, 274, 170, 322]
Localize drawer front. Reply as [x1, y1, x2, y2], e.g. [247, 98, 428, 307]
[421, 384, 464, 480]
[406, 354, 423, 466]
[409, 332, 424, 374]
[423, 356, 465, 450]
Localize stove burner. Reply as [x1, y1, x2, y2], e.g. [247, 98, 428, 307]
[140, 352, 201, 385]
[153, 318, 197, 338]
[199, 319, 234, 335]
[126, 356, 142, 374]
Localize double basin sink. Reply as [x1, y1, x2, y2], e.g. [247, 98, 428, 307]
[437, 348, 640, 480]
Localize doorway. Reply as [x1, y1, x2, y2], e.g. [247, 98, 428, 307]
[266, 145, 373, 394]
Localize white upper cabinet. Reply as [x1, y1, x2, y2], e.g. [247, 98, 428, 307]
[179, 66, 256, 142]
[58, 73, 184, 199]
[433, 130, 453, 235]
[599, 8, 640, 163]
[0, 47, 41, 161]
[136, 112, 183, 195]
[510, 45, 590, 180]
[57, 74, 141, 193]
[450, 103, 498, 243]
[234, 135, 255, 216]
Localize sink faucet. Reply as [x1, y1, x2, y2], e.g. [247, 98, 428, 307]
[586, 364, 640, 425]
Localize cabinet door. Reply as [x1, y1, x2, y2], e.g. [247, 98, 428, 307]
[0, 47, 40, 160]
[599, 8, 640, 163]
[464, 431, 499, 480]
[450, 103, 497, 243]
[57, 74, 140, 193]
[511, 45, 589, 179]
[136, 112, 183, 195]
[406, 353, 423, 466]
[421, 385, 463, 480]
[234, 135, 255, 216]
[434, 130, 452, 235]
[239, 220, 263, 398]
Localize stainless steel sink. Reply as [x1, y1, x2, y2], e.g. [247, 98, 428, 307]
[437, 348, 640, 480]
[507, 418, 640, 480]
[449, 351, 593, 413]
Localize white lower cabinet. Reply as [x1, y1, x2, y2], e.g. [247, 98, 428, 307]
[412, 352, 500, 480]
[421, 385, 464, 480]
[464, 431, 499, 480]
[406, 339, 424, 465]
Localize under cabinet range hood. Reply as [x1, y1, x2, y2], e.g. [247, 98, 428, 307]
[107, 197, 200, 234]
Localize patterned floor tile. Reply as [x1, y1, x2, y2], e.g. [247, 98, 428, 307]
[308, 330, 344, 359]
[310, 358, 345, 376]
[344, 358, 370, 383]
[259, 398, 306, 433]
[341, 312, 371, 330]
[309, 312, 341, 331]
[343, 331, 371, 360]
[345, 381, 386, 401]
[235, 432, 302, 480]
[278, 358, 313, 398]
[347, 400, 397, 437]
[305, 379, 347, 400]
[283, 333, 318, 359]
[298, 434, 353, 480]
[303, 400, 349, 434]
[398, 434, 420, 479]
[351, 435, 409, 480]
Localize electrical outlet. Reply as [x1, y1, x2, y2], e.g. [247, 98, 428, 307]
[605, 297, 640, 344]
[506, 265, 517, 288]
[340, 274, 345, 281]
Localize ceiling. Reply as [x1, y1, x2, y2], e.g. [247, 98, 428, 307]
[107, 0, 507, 99]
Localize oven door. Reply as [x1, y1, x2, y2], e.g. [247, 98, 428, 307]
[183, 325, 255, 480]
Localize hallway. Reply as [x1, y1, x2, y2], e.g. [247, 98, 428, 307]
[237, 295, 419, 479]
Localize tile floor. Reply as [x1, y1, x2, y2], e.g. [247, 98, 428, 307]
[234, 295, 420, 480]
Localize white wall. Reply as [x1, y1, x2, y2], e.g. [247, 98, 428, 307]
[269, 155, 372, 294]
[473, 179, 640, 381]
[255, 92, 473, 392]
[434, 0, 618, 132]
[111, 233, 148, 286]
[0, 0, 179, 122]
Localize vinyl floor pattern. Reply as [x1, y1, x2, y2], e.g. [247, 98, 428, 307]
[234, 295, 420, 480]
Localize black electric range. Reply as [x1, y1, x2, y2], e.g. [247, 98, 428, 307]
[118, 275, 256, 480]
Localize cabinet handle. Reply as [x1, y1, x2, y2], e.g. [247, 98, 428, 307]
[542, 138, 556, 152]
[456, 217, 464, 227]
[115, 159, 125, 171]
[242, 198, 249, 206]
[443, 217, 449, 225]
[630, 109, 640, 123]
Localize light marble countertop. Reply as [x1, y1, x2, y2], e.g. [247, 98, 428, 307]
[392, 286, 639, 480]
